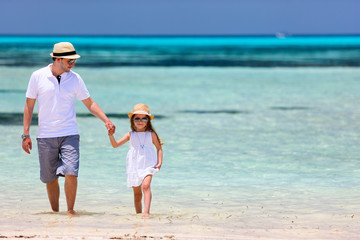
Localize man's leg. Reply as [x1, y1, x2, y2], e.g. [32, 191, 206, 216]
[38, 137, 61, 212]
[46, 178, 60, 212]
[59, 135, 80, 217]
[64, 175, 77, 216]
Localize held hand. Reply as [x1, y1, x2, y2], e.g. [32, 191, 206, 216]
[105, 121, 115, 133]
[108, 128, 115, 136]
[22, 138, 32, 154]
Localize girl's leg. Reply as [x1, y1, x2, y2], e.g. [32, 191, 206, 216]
[142, 175, 153, 218]
[133, 186, 142, 214]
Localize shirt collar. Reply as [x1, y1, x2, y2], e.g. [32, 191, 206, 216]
[47, 64, 69, 79]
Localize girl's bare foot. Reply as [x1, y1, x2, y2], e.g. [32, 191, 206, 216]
[67, 210, 79, 217]
[142, 213, 150, 219]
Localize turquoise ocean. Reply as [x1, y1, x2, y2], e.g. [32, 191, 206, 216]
[1, 35, 360, 238]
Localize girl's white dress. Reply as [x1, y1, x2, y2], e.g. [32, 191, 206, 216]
[126, 131, 159, 187]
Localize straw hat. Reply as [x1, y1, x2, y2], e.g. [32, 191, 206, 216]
[50, 42, 81, 59]
[128, 103, 154, 120]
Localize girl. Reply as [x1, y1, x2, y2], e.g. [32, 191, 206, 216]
[108, 103, 163, 218]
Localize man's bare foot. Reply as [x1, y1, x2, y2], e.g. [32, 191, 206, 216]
[67, 210, 79, 217]
[142, 213, 150, 219]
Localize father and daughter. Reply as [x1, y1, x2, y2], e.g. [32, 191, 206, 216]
[22, 42, 163, 218]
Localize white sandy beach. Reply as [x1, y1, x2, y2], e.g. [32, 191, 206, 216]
[1, 205, 359, 240]
[1, 225, 359, 240]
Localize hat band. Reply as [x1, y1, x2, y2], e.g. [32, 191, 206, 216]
[53, 51, 77, 57]
[133, 110, 151, 116]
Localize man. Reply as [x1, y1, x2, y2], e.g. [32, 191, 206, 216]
[22, 42, 115, 216]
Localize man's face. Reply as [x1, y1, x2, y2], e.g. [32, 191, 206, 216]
[60, 58, 76, 72]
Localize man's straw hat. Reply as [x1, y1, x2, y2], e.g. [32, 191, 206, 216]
[50, 42, 81, 59]
[128, 103, 154, 120]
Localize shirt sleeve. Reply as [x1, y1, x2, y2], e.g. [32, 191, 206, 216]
[25, 72, 38, 99]
[75, 75, 90, 100]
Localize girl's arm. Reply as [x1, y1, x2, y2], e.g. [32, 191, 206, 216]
[151, 132, 163, 169]
[109, 132, 130, 148]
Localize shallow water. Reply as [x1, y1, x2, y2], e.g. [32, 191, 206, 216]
[1, 66, 359, 238]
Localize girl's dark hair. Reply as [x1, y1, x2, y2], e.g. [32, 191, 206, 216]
[130, 115, 163, 145]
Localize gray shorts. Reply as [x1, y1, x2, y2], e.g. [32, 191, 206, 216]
[37, 135, 80, 183]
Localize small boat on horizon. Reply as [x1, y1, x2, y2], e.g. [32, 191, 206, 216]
[275, 31, 291, 39]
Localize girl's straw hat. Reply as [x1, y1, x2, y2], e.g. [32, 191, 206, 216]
[50, 42, 81, 59]
[128, 103, 154, 120]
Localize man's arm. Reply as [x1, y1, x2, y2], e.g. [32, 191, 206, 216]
[22, 98, 36, 154]
[82, 97, 115, 132]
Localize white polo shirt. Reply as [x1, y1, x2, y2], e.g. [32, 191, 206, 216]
[26, 64, 90, 138]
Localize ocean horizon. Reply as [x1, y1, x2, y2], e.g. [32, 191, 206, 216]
[1, 35, 360, 67]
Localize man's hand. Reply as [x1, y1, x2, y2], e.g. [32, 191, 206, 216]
[22, 138, 32, 154]
[106, 120, 115, 135]
[108, 127, 115, 136]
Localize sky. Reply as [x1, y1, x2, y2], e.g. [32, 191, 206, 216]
[1, 0, 359, 36]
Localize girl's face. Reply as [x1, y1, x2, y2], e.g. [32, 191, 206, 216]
[133, 114, 148, 131]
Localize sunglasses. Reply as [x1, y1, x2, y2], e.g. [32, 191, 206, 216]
[63, 59, 76, 65]
[134, 117, 149, 122]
